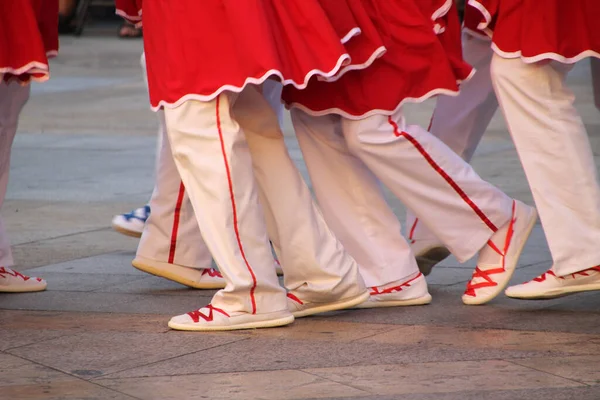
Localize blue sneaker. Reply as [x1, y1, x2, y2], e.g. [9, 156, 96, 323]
[111, 205, 150, 238]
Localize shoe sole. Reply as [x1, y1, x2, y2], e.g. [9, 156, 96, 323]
[112, 223, 143, 238]
[354, 293, 432, 309]
[292, 291, 370, 318]
[416, 247, 451, 276]
[463, 202, 538, 306]
[168, 314, 295, 331]
[0, 284, 47, 293]
[506, 283, 600, 300]
[132, 257, 226, 289]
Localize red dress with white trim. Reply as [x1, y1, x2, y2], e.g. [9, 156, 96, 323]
[117, 0, 386, 111]
[282, 0, 473, 119]
[465, 0, 600, 63]
[0, 0, 59, 84]
[115, 0, 142, 27]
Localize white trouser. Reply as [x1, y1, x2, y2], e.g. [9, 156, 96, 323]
[406, 35, 499, 243]
[233, 87, 364, 301]
[491, 55, 600, 275]
[137, 52, 287, 270]
[162, 85, 363, 314]
[292, 108, 513, 287]
[0, 82, 30, 267]
[163, 91, 286, 315]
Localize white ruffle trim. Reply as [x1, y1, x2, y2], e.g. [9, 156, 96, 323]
[467, 0, 494, 37]
[149, 52, 354, 112]
[492, 46, 600, 65]
[115, 8, 143, 28]
[317, 46, 386, 83]
[0, 61, 49, 77]
[285, 87, 463, 121]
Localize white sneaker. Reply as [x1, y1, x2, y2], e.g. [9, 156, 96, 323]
[0, 267, 47, 293]
[168, 305, 294, 331]
[132, 256, 226, 289]
[411, 240, 451, 277]
[505, 266, 600, 299]
[287, 291, 370, 318]
[111, 205, 150, 238]
[355, 273, 432, 308]
[462, 200, 537, 305]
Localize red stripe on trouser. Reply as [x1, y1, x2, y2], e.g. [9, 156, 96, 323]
[216, 95, 258, 314]
[168, 181, 186, 263]
[387, 117, 498, 232]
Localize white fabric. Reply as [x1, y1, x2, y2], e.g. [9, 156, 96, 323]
[293, 106, 513, 289]
[406, 35, 498, 244]
[137, 56, 287, 271]
[162, 85, 364, 313]
[293, 110, 417, 287]
[137, 110, 213, 269]
[0, 82, 30, 267]
[234, 87, 365, 302]
[163, 91, 287, 315]
[491, 54, 600, 276]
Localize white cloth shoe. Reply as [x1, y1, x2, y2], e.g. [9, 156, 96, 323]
[462, 200, 537, 305]
[168, 305, 294, 331]
[111, 205, 150, 238]
[287, 291, 369, 318]
[505, 266, 600, 299]
[355, 272, 432, 308]
[0, 267, 47, 293]
[132, 255, 226, 289]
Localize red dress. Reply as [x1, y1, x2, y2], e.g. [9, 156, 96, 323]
[115, 0, 143, 28]
[465, 0, 600, 63]
[282, 0, 473, 119]
[116, 0, 386, 111]
[0, 0, 59, 84]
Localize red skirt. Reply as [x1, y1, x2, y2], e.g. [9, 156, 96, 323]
[115, 0, 143, 28]
[283, 0, 473, 119]
[0, 0, 58, 85]
[135, 0, 385, 110]
[466, 0, 600, 63]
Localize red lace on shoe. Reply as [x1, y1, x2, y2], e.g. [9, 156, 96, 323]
[201, 268, 223, 278]
[0, 267, 41, 282]
[528, 265, 600, 283]
[286, 293, 303, 305]
[464, 201, 516, 297]
[187, 304, 230, 323]
[369, 273, 423, 295]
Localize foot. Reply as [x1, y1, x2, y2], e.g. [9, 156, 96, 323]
[412, 240, 451, 276]
[287, 290, 369, 318]
[168, 305, 294, 331]
[0, 267, 47, 293]
[355, 273, 432, 308]
[132, 256, 226, 289]
[505, 266, 600, 299]
[111, 205, 150, 238]
[462, 200, 537, 305]
[118, 22, 143, 38]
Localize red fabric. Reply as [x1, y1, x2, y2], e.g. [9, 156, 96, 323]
[466, 0, 600, 62]
[115, 0, 143, 27]
[136, 0, 384, 110]
[282, 0, 473, 119]
[0, 0, 59, 84]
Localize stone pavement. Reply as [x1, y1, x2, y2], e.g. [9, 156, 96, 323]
[1, 37, 600, 400]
